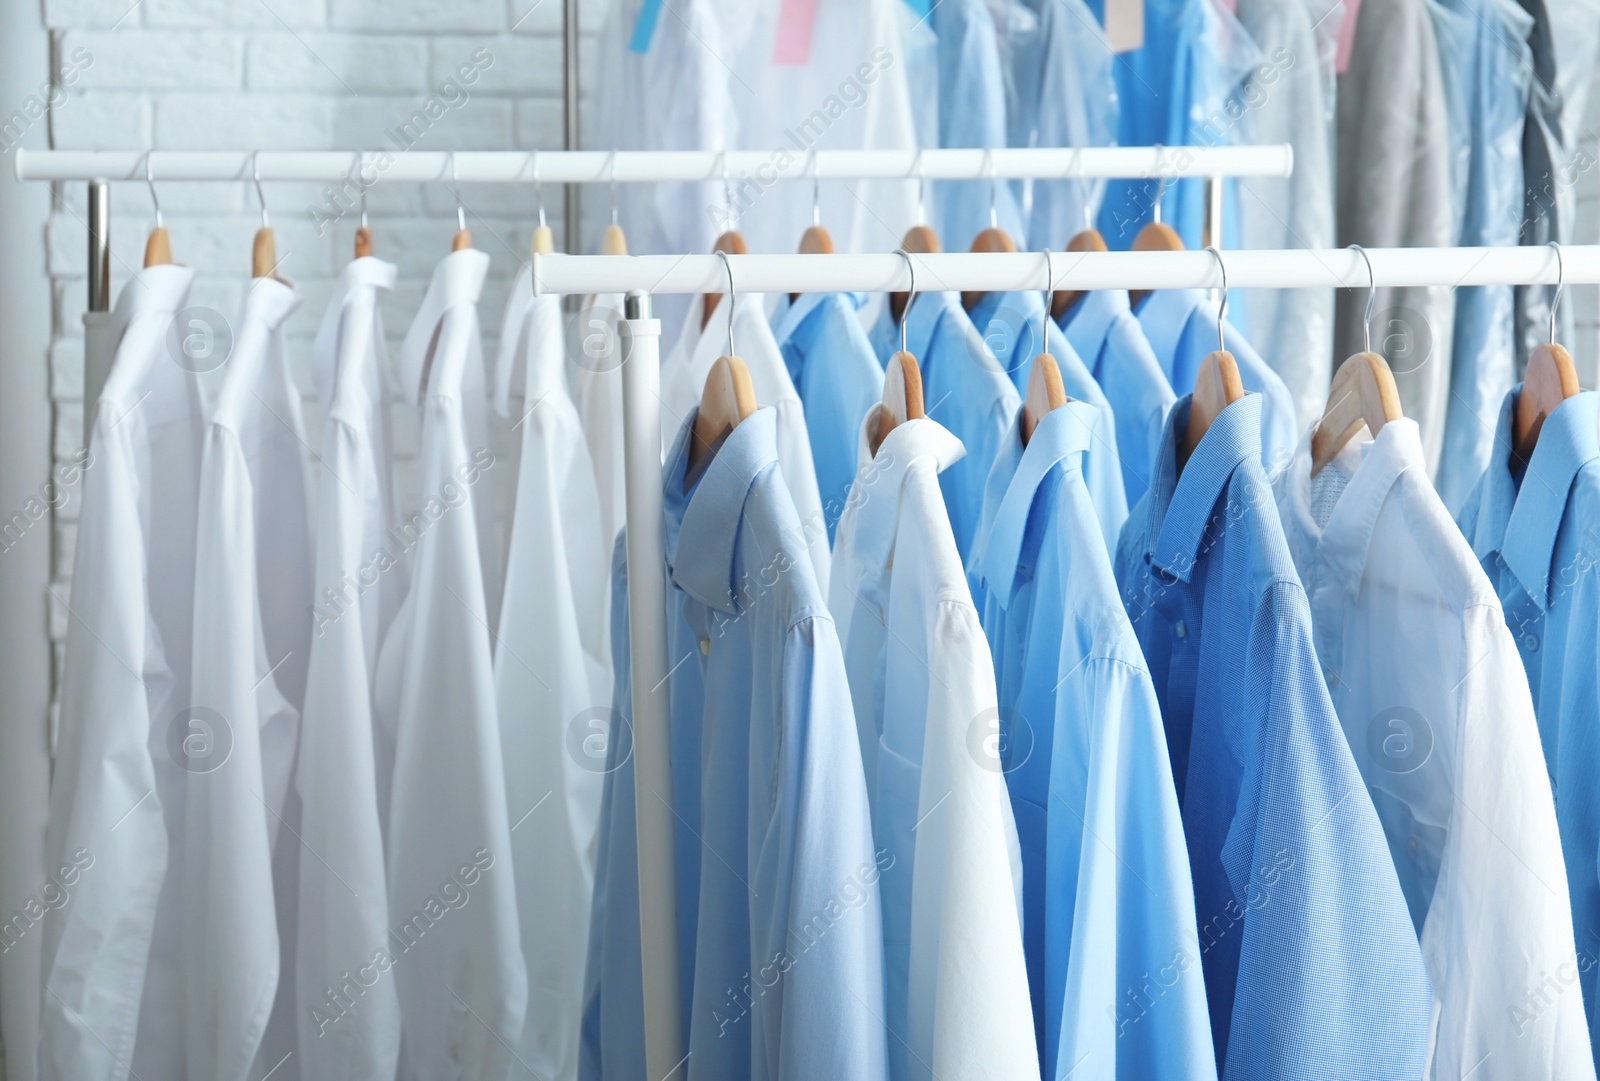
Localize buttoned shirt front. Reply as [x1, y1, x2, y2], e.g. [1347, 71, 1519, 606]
[829, 410, 1036, 1081]
[1278, 418, 1592, 1080]
[1114, 393, 1433, 1079]
[1460, 388, 1600, 1061]
[972, 402, 1214, 1081]
[1061, 287, 1177, 508]
[583, 408, 888, 1081]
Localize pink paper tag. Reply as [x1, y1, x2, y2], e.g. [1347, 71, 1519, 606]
[772, 0, 819, 66]
[1105, 0, 1144, 53]
[1214, 0, 1235, 15]
[1335, 0, 1363, 74]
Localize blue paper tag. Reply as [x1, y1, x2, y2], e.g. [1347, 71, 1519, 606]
[629, 0, 665, 53]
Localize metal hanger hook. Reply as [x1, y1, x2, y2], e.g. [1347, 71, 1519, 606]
[894, 248, 917, 355]
[1348, 245, 1376, 354]
[251, 150, 269, 229]
[144, 150, 162, 230]
[986, 148, 999, 230]
[719, 150, 735, 229]
[1205, 245, 1228, 353]
[715, 248, 736, 357]
[449, 151, 465, 232]
[530, 148, 547, 230]
[809, 148, 822, 228]
[352, 150, 368, 229]
[1151, 146, 1167, 226]
[1549, 240, 1565, 345]
[911, 148, 927, 225]
[608, 149, 619, 227]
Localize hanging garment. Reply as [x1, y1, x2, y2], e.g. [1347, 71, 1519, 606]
[1458, 389, 1600, 1063]
[582, 407, 890, 1081]
[966, 288, 1127, 552]
[828, 411, 1036, 1081]
[38, 265, 204, 1081]
[930, 0, 1027, 248]
[869, 291, 1020, 585]
[1093, 0, 1261, 250]
[569, 291, 628, 550]
[660, 291, 831, 594]
[295, 256, 404, 1080]
[376, 248, 527, 1080]
[185, 276, 313, 1081]
[1335, 0, 1455, 472]
[1432, 0, 1534, 513]
[1233, 0, 1336, 430]
[770, 291, 885, 543]
[1004, 0, 1117, 249]
[1059, 288, 1177, 509]
[493, 276, 611, 1081]
[1514, 0, 1568, 372]
[1135, 289, 1297, 472]
[1276, 419, 1593, 1080]
[1113, 393, 1433, 1079]
[971, 402, 1214, 1081]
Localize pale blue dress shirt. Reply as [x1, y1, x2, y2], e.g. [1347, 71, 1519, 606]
[972, 402, 1216, 1081]
[1459, 388, 1600, 1060]
[581, 408, 889, 1081]
[1135, 289, 1297, 475]
[967, 288, 1128, 553]
[1060, 288, 1178, 508]
[869, 291, 1020, 592]
[1113, 394, 1433, 1079]
[770, 291, 886, 542]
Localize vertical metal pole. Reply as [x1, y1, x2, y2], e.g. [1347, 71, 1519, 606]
[82, 179, 113, 422]
[619, 290, 685, 1081]
[563, 0, 582, 254]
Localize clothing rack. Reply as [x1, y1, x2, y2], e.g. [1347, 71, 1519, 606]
[16, 141, 1305, 1081]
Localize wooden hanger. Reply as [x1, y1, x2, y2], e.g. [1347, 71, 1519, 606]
[688, 251, 759, 479]
[354, 225, 374, 258]
[1513, 243, 1580, 463]
[527, 150, 554, 256]
[1129, 178, 1184, 308]
[1050, 227, 1106, 321]
[142, 155, 172, 267]
[962, 225, 1016, 313]
[790, 162, 833, 302]
[1178, 249, 1245, 469]
[876, 249, 926, 451]
[351, 152, 374, 258]
[249, 153, 283, 279]
[890, 224, 939, 325]
[599, 151, 627, 254]
[1311, 250, 1403, 476]
[701, 230, 746, 331]
[446, 152, 472, 251]
[1022, 251, 1070, 445]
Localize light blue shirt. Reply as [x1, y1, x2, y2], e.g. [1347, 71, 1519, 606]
[973, 402, 1215, 1080]
[931, 0, 1027, 248]
[968, 288, 1128, 553]
[1459, 388, 1600, 1059]
[870, 291, 1020, 594]
[1136, 288, 1297, 475]
[1061, 288, 1177, 508]
[1114, 394, 1433, 1078]
[581, 408, 889, 1081]
[771, 291, 886, 542]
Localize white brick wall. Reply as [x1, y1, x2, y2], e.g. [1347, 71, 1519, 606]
[40, 0, 609, 714]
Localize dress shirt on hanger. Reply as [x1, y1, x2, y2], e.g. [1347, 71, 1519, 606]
[661, 291, 831, 595]
[828, 411, 1036, 1081]
[39, 265, 204, 1081]
[1060, 288, 1177, 508]
[1114, 394, 1433, 1079]
[378, 248, 528, 1079]
[1459, 389, 1600, 1062]
[295, 255, 404, 1080]
[1278, 418, 1593, 1080]
[771, 291, 886, 542]
[186, 275, 312, 1081]
[568, 290, 628, 550]
[493, 279, 611, 1081]
[583, 408, 889, 1081]
[972, 402, 1214, 1081]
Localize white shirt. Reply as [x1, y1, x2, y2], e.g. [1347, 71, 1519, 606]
[828, 410, 1036, 1081]
[185, 275, 312, 1081]
[39, 265, 205, 1081]
[378, 249, 527, 1079]
[294, 256, 404, 1080]
[568, 291, 627, 551]
[493, 277, 610, 1081]
[660, 291, 831, 595]
[1274, 419, 1595, 1081]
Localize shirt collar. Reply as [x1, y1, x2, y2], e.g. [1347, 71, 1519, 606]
[398, 248, 489, 405]
[1463, 389, 1518, 566]
[1148, 392, 1263, 581]
[900, 290, 962, 361]
[1136, 288, 1207, 370]
[243, 273, 302, 330]
[770, 290, 831, 346]
[1503, 389, 1600, 609]
[314, 257, 396, 409]
[979, 400, 1099, 603]
[1060, 288, 1129, 365]
[110, 263, 194, 347]
[847, 408, 966, 582]
[666, 407, 782, 614]
[1285, 419, 1425, 599]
